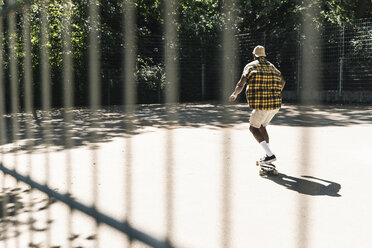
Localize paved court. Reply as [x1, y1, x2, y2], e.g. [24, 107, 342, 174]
[1, 103, 372, 248]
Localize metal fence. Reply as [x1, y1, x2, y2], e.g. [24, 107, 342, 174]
[122, 18, 372, 104]
[114, 18, 372, 104]
[0, 0, 177, 247]
[236, 18, 372, 103]
[0, 0, 369, 247]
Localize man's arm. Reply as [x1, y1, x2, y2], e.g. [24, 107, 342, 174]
[280, 76, 286, 91]
[229, 75, 247, 102]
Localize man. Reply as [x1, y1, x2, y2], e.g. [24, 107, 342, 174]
[229, 45, 285, 164]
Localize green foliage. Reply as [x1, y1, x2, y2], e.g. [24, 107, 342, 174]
[26, 0, 89, 106]
[2, 0, 370, 107]
[178, 0, 222, 36]
[137, 59, 165, 90]
[321, 0, 372, 24]
[135, 0, 163, 36]
[136, 58, 165, 103]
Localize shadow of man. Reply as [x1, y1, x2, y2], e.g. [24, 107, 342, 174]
[265, 173, 341, 197]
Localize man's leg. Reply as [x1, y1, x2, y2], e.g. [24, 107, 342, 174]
[249, 125, 274, 157]
[249, 125, 265, 143]
[249, 110, 276, 163]
[248, 110, 269, 143]
[248, 125, 269, 143]
[259, 125, 269, 144]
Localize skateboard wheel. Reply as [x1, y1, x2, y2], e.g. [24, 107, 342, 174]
[259, 170, 264, 176]
[273, 169, 278, 175]
[256, 161, 259, 166]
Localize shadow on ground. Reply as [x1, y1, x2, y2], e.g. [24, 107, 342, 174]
[0, 186, 57, 240]
[0, 184, 95, 247]
[1, 103, 372, 153]
[265, 173, 342, 197]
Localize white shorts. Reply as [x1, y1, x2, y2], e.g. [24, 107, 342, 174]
[249, 109, 279, 128]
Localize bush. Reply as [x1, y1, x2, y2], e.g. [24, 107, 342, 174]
[136, 59, 165, 103]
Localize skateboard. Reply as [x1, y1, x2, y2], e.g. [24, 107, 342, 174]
[256, 161, 278, 176]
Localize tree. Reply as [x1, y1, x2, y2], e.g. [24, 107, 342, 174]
[3, 0, 371, 107]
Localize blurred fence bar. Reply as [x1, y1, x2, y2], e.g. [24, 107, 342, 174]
[40, 0, 53, 246]
[88, 0, 101, 247]
[300, 3, 321, 104]
[123, 0, 137, 112]
[22, 5, 35, 247]
[0, 5, 8, 248]
[297, 2, 321, 248]
[164, 0, 179, 246]
[123, 0, 137, 246]
[221, 0, 237, 247]
[8, 0, 21, 246]
[62, 0, 74, 247]
[0, 7, 5, 148]
[0, 4, 7, 246]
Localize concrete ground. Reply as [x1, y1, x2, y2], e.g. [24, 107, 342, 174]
[0, 103, 371, 248]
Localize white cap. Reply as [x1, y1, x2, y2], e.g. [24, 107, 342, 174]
[252, 45, 266, 57]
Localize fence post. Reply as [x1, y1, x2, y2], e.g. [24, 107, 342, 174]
[201, 64, 205, 100]
[200, 35, 206, 101]
[296, 31, 301, 99]
[108, 71, 111, 105]
[338, 23, 345, 97]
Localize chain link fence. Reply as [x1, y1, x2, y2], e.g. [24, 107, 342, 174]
[234, 18, 372, 103]
[117, 18, 372, 104]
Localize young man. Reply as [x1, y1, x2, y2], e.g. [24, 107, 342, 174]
[229, 45, 286, 164]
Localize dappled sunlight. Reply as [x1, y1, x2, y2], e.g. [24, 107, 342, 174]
[1, 103, 372, 154]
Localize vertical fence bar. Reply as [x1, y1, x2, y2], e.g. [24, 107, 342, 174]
[298, 1, 321, 247]
[0, 3, 8, 247]
[164, 0, 179, 245]
[41, 1, 52, 111]
[301, 2, 321, 105]
[164, 0, 179, 105]
[40, 0, 53, 246]
[0, 2, 4, 147]
[88, 0, 101, 247]
[23, 6, 33, 115]
[8, 2, 20, 115]
[296, 31, 301, 99]
[89, 0, 101, 112]
[8, 1, 20, 246]
[338, 23, 344, 97]
[0, 2, 5, 156]
[221, 0, 236, 247]
[123, 0, 136, 112]
[201, 64, 205, 100]
[22, 4, 35, 247]
[62, 0, 74, 247]
[123, 0, 136, 246]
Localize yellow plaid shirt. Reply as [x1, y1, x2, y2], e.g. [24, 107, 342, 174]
[243, 57, 283, 110]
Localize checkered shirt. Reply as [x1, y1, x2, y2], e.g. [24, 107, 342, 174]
[243, 57, 283, 110]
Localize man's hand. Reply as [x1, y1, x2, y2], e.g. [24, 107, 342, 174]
[229, 94, 237, 102]
[229, 75, 247, 102]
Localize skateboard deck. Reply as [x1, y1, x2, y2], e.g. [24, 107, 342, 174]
[256, 161, 278, 176]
